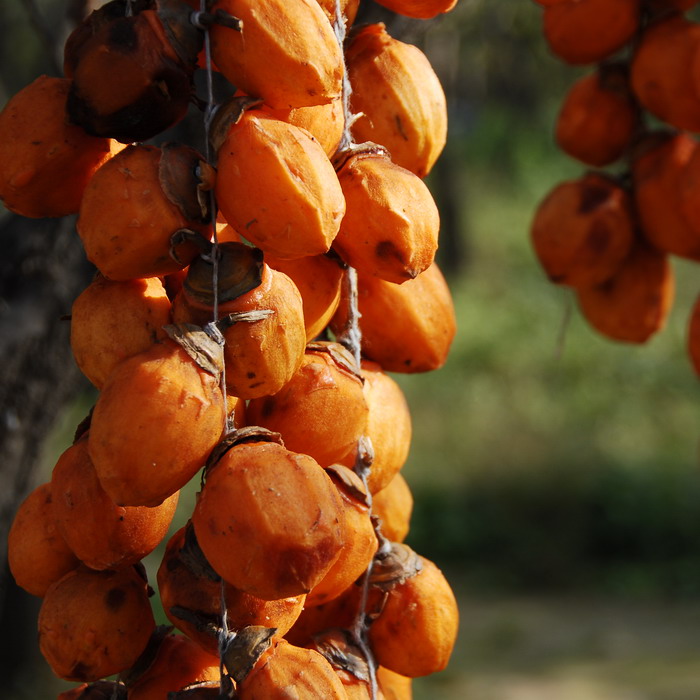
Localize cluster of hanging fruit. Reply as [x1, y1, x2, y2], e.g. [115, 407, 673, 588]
[2, 0, 460, 697]
[529, 0, 700, 357]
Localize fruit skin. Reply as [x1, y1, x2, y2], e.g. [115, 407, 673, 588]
[576, 240, 674, 344]
[633, 131, 700, 260]
[331, 262, 456, 373]
[555, 65, 638, 167]
[368, 556, 459, 678]
[51, 435, 179, 571]
[347, 23, 447, 177]
[210, 0, 344, 109]
[334, 150, 439, 284]
[530, 173, 634, 288]
[237, 639, 349, 699]
[372, 473, 413, 543]
[372, 0, 458, 20]
[246, 344, 369, 467]
[543, 0, 640, 65]
[7, 482, 79, 598]
[77, 144, 209, 281]
[38, 566, 155, 682]
[0, 76, 114, 218]
[70, 275, 172, 389]
[215, 112, 345, 260]
[631, 14, 700, 133]
[88, 339, 226, 507]
[192, 441, 346, 600]
[126, 633, 220, 700]
[338, 361, 412, 494]
[157, 526, 306, 656]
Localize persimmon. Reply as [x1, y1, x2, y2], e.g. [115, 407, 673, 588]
[347, 24, 447, 177]
[306, 466, 378, 606]
[172, 242, 307, 398]
[372, 0, 458, 19]
[543, 0, 640, 65]
[258, 96, 346, 158]
[376, 666, 412, 700]
[530, 173, 635, 287]
[58, 681, 124, 700]
[555, 64, 638, 167]
[237, 639, 349, 700]
[331, 262, 456, 373]
[631, 14, 700, 132]
[633, 131, 700, 260]
[688, 293, 700, 377]
[372, 473, 413, 544]
[676, 141, 700, 246]
[265, 252, 344, 341]
[7, 482, 79, 598]
[246, 343, 369, 467]
[193, 436, 346, 600]
[333, 146, 439, 284]
[315, 0, 360, 25]
[338, 361, 412, 494]
[157, 526, 306, 656]
[77, 143, 211, 281]
[576, 240, 674, 343]
[38, 565, 155, 682]
[209, 0, 344, 109]
[88, 331, 226, 507]
[51, 435, 178, 571]
[215, 111, 345, 260]
[126, 632, 220, 700]
[0, 76, 114, 218]
[70, 274, 172, 389]
[65, 0, 201, 142]
[367, 546, 458, 678]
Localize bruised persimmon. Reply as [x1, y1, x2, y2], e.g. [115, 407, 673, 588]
[333, 146, 439, 284]
[210, 0, 344, 109]
[71, 274, 172, 389]
[0, 76, 114, 218]
[88, 331, 226, 507]
[631, 14, 700, 132]
[531, 173, 634, 287]
[633, 131, 700, 260]
[157, 526, 305, 656]
[38, 565, 155, 682]
[305, 466, 378, 606]
[77, 143, 211, 281]
[127, 632, 220, 700]
[338, 360, 412, 494]
[65, 0, 201, 142]
[543, 0, 640, 65]
[576, 240, 674, 343]
[367, 546, 458, 678]
[246, 343, 369, 467]
[51, 435, 178, 571]
[265, 252, 344, 341]
[556, 64, 638, 167]
[193, 437, 346, 601]
[372, 473, 413, 544]
[172, 242, 307, 398]
[215, 111, 345, 260]
[237, 639, 349, 700]
[331, 263, 456, 373]
[7, 482, 79, 598]
[347, 24, 447, 177]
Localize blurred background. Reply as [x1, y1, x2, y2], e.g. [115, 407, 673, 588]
[3, 0, 700, 698]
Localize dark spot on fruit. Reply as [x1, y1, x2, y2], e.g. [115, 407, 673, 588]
[108, 17, 138, 53]
[375, 240, 405, 265]
[260, 397, 275, 419]
[105, 587, 126, 611]
[578, 184, 610, 214]
[247, 371, 256, 379]
[70, 661, 90, 681]
[586, 221, 612, 255]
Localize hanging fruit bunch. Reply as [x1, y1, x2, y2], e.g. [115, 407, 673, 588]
[527, 0, 700, 348]
[3, 0, 460, 697]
